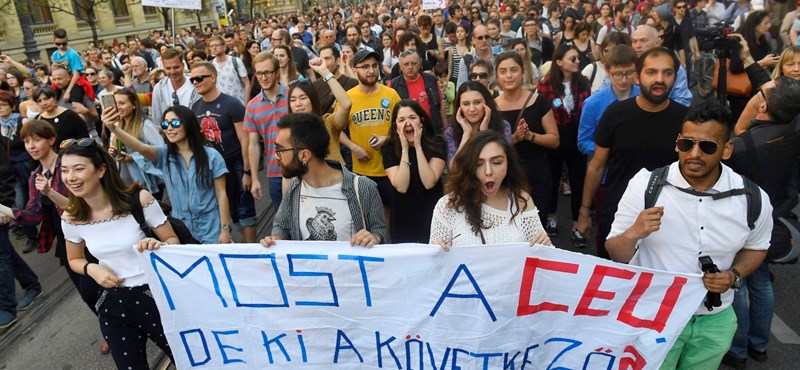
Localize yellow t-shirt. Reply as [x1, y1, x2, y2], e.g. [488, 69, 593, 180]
[340, 85, 401, 177]
[322, 113, 344, 164]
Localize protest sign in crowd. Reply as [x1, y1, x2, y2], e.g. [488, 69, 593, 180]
[1, 0, 800, 368]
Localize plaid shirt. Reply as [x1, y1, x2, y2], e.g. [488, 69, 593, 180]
[13, 156, 67, 253]
[536, 76, 591, 126]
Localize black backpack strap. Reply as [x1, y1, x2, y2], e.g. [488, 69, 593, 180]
[644, 165, 670, 209]
[127, 188, 151, 235]
[741, 176, 761, 230]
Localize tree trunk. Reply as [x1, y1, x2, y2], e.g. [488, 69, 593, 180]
[88, 12, 99, 46]
[196, 10, 202, 29]
[162, 8, 171, 31]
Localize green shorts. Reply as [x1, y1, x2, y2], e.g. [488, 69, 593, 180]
[660, 305, 736, 370]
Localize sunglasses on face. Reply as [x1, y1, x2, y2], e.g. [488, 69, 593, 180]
[60, 138, 95, 149]
[470, 72, 490, 80]
[189, 74, 213, 83]
[55, 42, 68, 47]
[474, 35, 489, 40]
[161, 119, 183, 130]
[85, 72, 97, 76]
[676, 137, 719, 155]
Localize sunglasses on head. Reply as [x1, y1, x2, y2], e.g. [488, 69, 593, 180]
[470, 72, 490, 80]
[676, 137, 719, 155]
[60, 138, 95, 149]
[161, 119, 183, 130]
[189, 74, 213, 83]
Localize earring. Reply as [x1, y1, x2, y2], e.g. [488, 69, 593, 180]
[303, 161, 307, 167]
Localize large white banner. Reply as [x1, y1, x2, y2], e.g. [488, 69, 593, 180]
[141, 0, 202, 10]
[137, 242, 707, 370]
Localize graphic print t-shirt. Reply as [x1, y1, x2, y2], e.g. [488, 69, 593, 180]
[191, 93, 246, 160]
[298, 180, 352, 241]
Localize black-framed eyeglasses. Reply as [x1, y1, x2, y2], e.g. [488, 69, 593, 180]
[610, 71, 636, 80]
[470, 72, 490, 80]
[172, 91, 180, 107]
[60, 138, 95, 149]
[676, 137, 719, 155]
[189, 75, 213, 83]
[161, 119, 182, 130]
[255, 70, 277, 78]
[275, 146, 305, 159]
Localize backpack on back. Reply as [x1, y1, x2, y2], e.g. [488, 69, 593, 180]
[128, 188, 200, 245]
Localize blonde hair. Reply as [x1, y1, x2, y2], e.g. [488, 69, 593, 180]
[772, 46, 800, 80]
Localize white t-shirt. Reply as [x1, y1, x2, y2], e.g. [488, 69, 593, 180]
[212, 55, 248, 105]
[62, 199, 168, 287]
[299, 180, 353, 241]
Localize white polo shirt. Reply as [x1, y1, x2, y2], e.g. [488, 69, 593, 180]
[609, 162, 773, 315]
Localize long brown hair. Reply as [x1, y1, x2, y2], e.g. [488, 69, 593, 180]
[60, 140, 138, 222]
[445, 131, 528, 236]
[114, 88, 146, 141]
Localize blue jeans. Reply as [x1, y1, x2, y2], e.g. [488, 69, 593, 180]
[225, 159, 257, 228]
[0, 225, 41, 315]
[728, 262, 774, 358]
[268, 176, 283, 210]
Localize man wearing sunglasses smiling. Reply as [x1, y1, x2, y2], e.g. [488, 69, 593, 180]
[606, 101, 773, 370]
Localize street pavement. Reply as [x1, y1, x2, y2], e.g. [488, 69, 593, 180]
[0, 187, 798, 369]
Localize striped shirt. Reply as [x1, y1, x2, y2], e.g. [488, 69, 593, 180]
[243, 85, 289, 178]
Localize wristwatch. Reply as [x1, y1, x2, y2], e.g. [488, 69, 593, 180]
[323, 73, 335, 82]
[221, 224, 232, 231]
[729, 268, 742, 291]
[243, 169, 252, 176]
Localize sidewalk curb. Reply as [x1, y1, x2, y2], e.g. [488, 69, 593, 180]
[0, 276, 74, 355]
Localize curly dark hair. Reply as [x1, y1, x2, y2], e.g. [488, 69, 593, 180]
[445, 130, 529, 236]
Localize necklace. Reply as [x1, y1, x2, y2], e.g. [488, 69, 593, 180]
[42, 155, 57, 180]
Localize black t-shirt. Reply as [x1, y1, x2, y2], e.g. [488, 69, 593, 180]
[499, 94, 551, 164]
[109, 66, 125, 86]
[313, 75, 359, 114]
[594, 98, 689, 219]
[39, 109, 90, 149]
[381, 139, 446, 243]
[191, 93, 246, 161]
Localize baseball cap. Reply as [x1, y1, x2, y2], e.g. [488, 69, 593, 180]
[352, 49, 380, 66]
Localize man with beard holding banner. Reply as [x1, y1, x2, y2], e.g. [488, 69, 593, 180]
[260, 113, 387, 247]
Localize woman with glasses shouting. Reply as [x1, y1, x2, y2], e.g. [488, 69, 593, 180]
[536, 44, 592, 248]
[103, 105, 231, 244]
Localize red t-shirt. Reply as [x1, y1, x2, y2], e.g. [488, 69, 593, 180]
[404, 76, 442, 117]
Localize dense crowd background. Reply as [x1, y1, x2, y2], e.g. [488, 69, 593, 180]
[1, 0, 800, 368]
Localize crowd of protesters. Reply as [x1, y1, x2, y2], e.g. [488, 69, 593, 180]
[1, 0, 800, 368]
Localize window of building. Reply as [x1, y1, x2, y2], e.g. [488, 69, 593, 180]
[110, 0, 129, 17]
[24, 0, 54, 24]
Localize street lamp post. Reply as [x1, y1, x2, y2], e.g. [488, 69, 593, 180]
[16, 2, 42, 61]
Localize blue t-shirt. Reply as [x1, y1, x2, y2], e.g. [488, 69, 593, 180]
[155, 145, 229, 244]
[51, 48, 84, 73]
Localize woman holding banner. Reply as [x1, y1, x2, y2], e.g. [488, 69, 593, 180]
[430, 131, 551, 249]
[59, 138, 176, 368]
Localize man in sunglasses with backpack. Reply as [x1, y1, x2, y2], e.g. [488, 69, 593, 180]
[605, 101, 773, 370]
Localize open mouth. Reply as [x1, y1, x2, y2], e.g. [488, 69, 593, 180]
[484, 181, 496, 192]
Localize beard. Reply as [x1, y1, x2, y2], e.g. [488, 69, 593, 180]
[357, 72, 378, 86]
[281, 155, 308, 178]
[639, 82, 672, 105]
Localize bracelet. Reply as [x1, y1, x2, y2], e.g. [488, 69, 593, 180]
[243, 170, 252, 176]
[83, 261, 93, 276]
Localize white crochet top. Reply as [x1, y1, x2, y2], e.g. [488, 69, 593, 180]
[429, 193, 545, 246]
